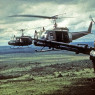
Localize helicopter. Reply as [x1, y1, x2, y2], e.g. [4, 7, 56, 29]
[8, 29, 32, 47]
[10, 14, 93, 45]
[10, 14, 93, 47]
[9, 14, 95, 72]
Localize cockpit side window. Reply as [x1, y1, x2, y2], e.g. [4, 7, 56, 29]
[50, 32, 53, 36]
[16, 38, 20, 41]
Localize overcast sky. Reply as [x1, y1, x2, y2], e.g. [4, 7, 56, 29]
[0, 0, 95, 46]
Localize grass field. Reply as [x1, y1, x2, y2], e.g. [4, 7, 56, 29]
[0, 49, 95, 95]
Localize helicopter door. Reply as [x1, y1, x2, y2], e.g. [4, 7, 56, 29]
[56, 31, 69, 43]
[56, 31, 63, 42]
[63, 32, 69, 43]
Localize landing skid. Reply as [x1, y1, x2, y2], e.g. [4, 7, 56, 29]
[35, 47, 60, 52]
[10, 46, 31, 49]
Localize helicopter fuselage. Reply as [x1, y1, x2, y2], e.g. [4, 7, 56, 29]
[8, 36, 32, 46]
[38, 27, 72, 43]
[34, 21, 92, 47]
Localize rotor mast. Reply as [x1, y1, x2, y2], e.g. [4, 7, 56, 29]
[53, 19, 57, 28]
[19, 29, 25, 36]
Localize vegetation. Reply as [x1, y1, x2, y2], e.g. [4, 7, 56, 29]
[0, 50, 95, 95]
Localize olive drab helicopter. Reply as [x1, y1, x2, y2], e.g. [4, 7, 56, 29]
[9, 14, 94, 49]
[9, 14, 95, 47]
[10, 14, 93, 44]
[8, 29, 32, 47]
[9, 14, 95, 72]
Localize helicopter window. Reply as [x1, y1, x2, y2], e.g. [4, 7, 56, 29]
[20, 39, 22, 42]
[16, 38, 20, 41]
[50, 32, 53, 36]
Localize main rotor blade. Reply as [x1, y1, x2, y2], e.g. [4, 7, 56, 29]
[9, 14, 75, 21]
[9, 15, 58, 19]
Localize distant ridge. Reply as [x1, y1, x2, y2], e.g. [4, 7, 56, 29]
[0, 42, 94, 54]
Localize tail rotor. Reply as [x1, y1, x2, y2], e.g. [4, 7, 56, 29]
[89, 15, 95, 24]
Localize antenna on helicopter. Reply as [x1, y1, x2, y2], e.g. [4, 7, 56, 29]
[34, 30, 38, 39]
[43, 27, 45, 31]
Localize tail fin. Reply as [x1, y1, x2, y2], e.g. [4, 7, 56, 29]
[72, 21, 93, 40]
[88, 15, 95, 33]
[88, 21, 92, 33]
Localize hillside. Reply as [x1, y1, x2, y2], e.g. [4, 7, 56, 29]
[0, 42, 95, 95]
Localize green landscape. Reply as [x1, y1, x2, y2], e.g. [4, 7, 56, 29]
[0, 49, 95, 95]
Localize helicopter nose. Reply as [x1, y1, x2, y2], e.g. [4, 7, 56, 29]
[8, 41, 13, 45]
[8, 41, 11, 45]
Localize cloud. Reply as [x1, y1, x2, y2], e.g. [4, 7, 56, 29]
[19, 0, 81, 5]
[0, 0, 95, 46]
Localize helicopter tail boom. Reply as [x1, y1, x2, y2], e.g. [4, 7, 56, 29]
[71, 21, 92, 40]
